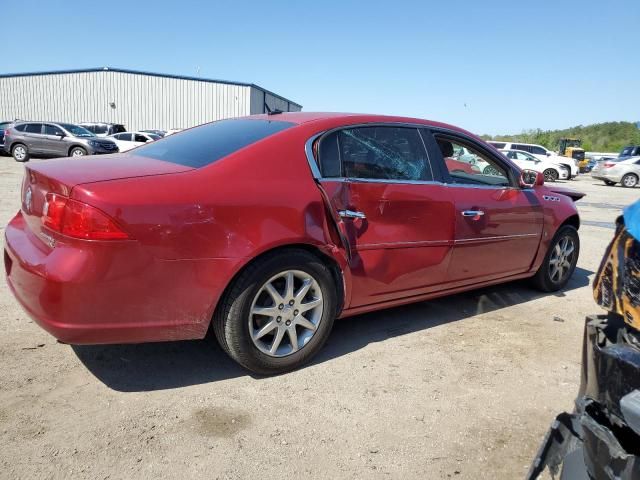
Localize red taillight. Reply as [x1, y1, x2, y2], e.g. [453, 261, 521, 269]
[604, 162, 616, 168]
[42, 193, 129, 240]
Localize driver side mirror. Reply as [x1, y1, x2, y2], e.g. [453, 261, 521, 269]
[546, 152, 551, 156]
[520, 169, 544, 188]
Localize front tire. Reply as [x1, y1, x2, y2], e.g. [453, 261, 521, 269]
[621, 173, 638, 188]
[12, 143, 29, 162]
[70, 147, 87, 157]
[543, 168, 559, 182]
[213, 250, 338, 375]
[531, 225, 579, 292]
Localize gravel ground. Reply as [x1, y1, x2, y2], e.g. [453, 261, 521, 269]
[0, 157, 637, 480]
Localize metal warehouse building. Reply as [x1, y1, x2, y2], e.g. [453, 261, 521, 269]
[0, 67, 302, 131]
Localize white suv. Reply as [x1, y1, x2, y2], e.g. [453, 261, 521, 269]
[488, 141, 578, 178]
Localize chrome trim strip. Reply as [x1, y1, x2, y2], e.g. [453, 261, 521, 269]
[454, 233, 539, 244]
[304, 133, 323, 179]
[319, 177, 445, 186]
[356, 239, 453, 251]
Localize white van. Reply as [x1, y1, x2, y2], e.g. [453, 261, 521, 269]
[488, 141, 578, 178]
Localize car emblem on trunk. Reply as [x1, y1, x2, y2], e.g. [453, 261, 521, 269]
[24, 187, 32, 213]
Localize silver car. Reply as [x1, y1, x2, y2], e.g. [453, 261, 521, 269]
[591, 156, 640, 187]
[3, 121, 118, 162]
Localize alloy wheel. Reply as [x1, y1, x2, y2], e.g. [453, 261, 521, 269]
[13, 146, 26, 161]
[71, 149, 85, 157]
[249, 270, 324, 357]
[622, 174, 638, 188]
[544, 169, 559, 182]
[549, 236, 576, 283]
[483, 166, 500, 176]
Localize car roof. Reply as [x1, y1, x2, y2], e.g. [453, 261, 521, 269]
[80, 122, 125, 126]
[14, 120, 76, 125]
[246, 112, 478, 137]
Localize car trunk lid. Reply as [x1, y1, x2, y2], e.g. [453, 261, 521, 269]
[20, 154, 193, 243]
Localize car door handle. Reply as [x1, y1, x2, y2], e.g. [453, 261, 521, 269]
[461, 210, 485, 217]
[339, 209, 366, 220]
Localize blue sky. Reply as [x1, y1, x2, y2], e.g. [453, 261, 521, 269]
[3, 0, 638, 135]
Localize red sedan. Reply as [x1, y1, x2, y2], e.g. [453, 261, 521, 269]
[4, 113, 583, 374]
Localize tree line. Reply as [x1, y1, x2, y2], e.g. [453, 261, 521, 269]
[481, 121, 640, 153]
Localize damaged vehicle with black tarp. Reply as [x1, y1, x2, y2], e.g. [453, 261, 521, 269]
[528, 200, 640, 479]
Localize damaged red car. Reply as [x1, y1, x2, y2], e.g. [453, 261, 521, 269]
[4, 113, 583, 374]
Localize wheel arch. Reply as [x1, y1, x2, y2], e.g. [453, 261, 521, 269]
[68, 144, 87, 156]
[210, 243, 347, 331]
[560, 213, 580, 231]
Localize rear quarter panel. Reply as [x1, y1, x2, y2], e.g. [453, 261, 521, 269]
[70, 125, 343, 264]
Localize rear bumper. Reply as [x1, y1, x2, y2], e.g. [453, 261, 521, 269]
[4, 211, 237, 344]
[591, 171, 621, 182]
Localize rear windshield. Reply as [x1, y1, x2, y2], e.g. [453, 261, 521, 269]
[132, 118, 295, 168]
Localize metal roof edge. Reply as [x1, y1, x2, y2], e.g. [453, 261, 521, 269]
[0, 67, 302, 108]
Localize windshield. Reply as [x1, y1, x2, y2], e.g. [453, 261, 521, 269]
[60, 123, 95, 137]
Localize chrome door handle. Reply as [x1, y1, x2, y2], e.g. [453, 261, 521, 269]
[339, 209, 366, 220]
[461, 210, 485, 217]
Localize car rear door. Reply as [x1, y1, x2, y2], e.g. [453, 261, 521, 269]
[312, 125, 456, 308]
[425, 130, 544, 285]
[115, 133, 134, 151]
[23, 123, 46, 154]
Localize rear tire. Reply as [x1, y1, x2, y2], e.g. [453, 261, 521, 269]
[11, 143, 29, 162]
[531, 225, 579, 292]
[603, 180, 616, 186]
[69, 147, 87, 157]
[621, 173, 638, 188]
[213, 249, 338, 375]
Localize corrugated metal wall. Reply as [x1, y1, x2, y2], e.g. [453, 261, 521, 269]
[249, 87, 302, 114]
[0, 71, 257, 131]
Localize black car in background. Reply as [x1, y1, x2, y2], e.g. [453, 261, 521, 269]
[79, 122, 127, 137]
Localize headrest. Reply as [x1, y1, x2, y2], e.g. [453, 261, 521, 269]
[437, 139, 454, 157]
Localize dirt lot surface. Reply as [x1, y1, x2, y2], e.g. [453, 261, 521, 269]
[0, 157, 638, 479]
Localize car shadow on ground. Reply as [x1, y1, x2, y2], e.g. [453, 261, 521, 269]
[73, 267, 592, 392]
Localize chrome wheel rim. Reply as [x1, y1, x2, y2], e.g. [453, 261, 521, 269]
[72, 149, 85, 157]
[623, 175, 637, 187]
[14, 146, 26, 160]
[249, 270, 324, 358]
[484, 166, 500, 176]
[544, 169, 558, 182]
[549, 236, 576, 283]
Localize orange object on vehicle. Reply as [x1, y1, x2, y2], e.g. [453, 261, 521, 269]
[593, 203, 640, 331]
